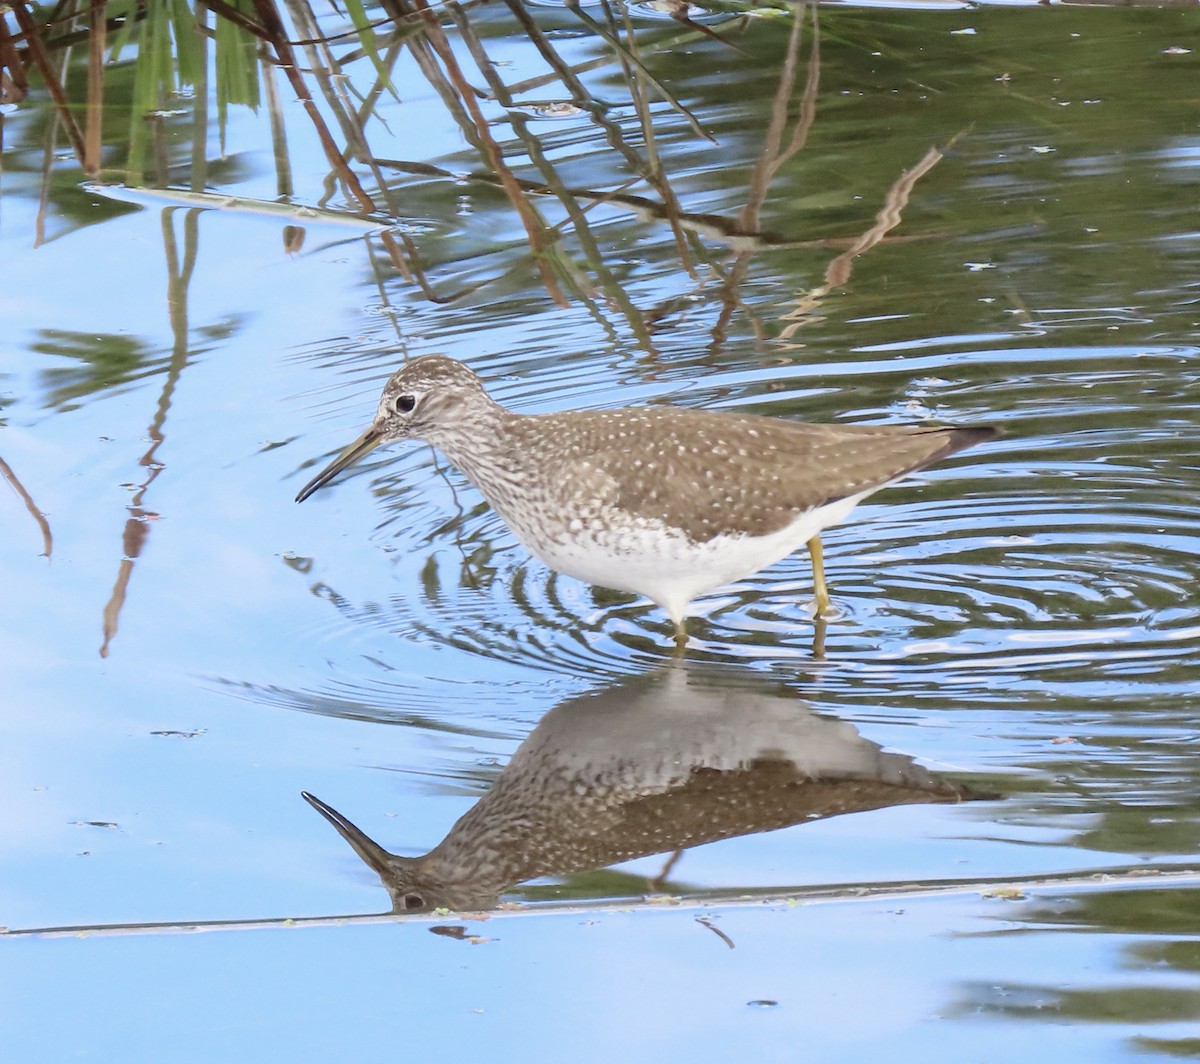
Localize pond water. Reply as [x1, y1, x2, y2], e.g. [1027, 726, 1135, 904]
[3, 1, 1199, 1059]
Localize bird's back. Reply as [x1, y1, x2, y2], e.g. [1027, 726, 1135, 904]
[513, 405, 998, 544]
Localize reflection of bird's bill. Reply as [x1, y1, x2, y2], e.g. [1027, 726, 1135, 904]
[299, 668, 996, 914]
[301, 791, 392, 877]
[294, 427, 382, 503]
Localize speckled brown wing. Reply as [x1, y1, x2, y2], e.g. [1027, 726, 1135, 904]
[537, 407, 999, 544]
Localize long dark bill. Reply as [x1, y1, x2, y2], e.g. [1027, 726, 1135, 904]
[300, 791, 395, 877]
[294, 427, 383, 503]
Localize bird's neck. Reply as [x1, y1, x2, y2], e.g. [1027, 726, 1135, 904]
[427, 405, 529, 499]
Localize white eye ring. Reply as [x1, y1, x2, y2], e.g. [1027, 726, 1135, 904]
[394, 394, 416, 414]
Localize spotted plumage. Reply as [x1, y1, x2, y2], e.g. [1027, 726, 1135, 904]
[296, 355, 1001, 641]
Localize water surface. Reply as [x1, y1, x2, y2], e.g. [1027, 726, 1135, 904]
[2, 1, 1198, 1058]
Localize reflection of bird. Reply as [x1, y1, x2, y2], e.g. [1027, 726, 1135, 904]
[296, 356, 999, 643]
[304, 668, 990, 913]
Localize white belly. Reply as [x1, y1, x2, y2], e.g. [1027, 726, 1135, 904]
[513, 492, 869, 624]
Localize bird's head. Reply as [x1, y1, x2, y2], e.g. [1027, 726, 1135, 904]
[295, 356, 491, 503]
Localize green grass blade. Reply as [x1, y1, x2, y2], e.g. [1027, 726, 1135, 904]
[343, 0, 400, 103]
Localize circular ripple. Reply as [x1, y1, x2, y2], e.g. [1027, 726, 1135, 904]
[284, 338, 1200, 705]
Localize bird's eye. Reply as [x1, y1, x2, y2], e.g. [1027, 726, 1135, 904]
[394, 394, 416, 414]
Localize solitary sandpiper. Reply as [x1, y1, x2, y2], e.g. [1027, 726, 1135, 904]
[296, 356, 1000, 643]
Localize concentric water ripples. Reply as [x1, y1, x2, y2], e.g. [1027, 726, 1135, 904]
[282, 336, 1199, 727]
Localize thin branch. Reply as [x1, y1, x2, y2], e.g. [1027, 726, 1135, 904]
[564, 0, 713, 145]
[250, 0, 377, 212]
[407, 0, 567, 305]
[779, 140, 954, 340]
[9, 0, 87, 164]
[0, 456, 53, 559]
[84, 0, 106, 174]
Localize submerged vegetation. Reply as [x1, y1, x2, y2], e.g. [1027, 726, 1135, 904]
[1, 0, 942, 320]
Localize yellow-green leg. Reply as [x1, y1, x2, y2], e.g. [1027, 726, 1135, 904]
[811, 614, 827, 660]
[650, 847, 684, 892]
[807, 535, 832, 616]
